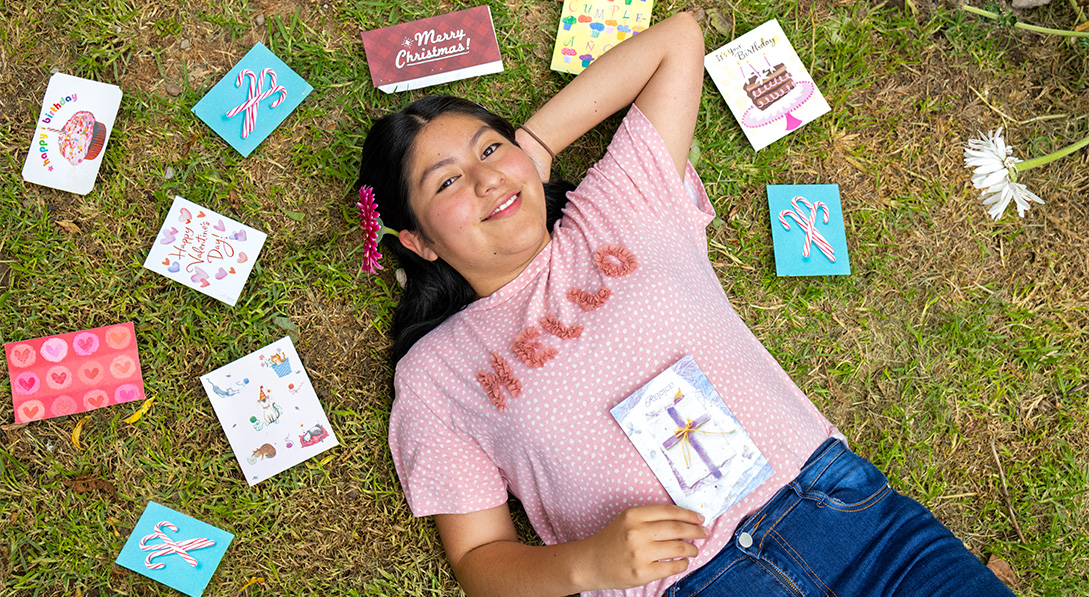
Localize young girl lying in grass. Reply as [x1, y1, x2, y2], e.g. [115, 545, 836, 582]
[355, 13, 1015, 597]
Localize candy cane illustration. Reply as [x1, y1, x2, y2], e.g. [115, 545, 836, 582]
[778, 196, 836, 262]
[225, 68, 287, 139]
[139, 521, 217, 570]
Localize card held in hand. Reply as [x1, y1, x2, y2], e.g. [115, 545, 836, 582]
[610, 355, 774, 522]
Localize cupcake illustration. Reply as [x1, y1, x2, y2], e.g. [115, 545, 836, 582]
[617, 24, 632, 40]
[578, 14, 592, 26]
[562, 15, 577, 31]
[579, 54, 594, 68]
[47, 111, 106, 166]
[604, 19, 617, 34]
[632, 25, 646, 35]
[589, 22, 604, 38]
[562, 48, 577, 63]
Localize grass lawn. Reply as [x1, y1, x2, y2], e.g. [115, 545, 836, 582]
[1, 0, 1087, 595]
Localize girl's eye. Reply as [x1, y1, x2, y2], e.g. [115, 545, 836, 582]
[438, 176, 457, 191]
[482, 143, 500, 158]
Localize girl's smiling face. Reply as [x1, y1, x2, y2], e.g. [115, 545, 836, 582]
[399, 113, 550, 297]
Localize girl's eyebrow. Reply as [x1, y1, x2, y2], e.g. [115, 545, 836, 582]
[417, 125, 493, 189]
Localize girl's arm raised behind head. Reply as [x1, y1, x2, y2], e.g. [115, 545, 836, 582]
[520, 13, 705, 177]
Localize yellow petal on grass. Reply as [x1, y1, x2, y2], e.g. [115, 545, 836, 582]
[123, 396, 156, 424]
[239, 577, 265, 591]
[72, 415, 91, 450]
[1076, 21, 1089, 33]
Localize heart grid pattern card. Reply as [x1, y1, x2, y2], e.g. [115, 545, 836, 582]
[6, 322, 145, 423]
[200, 336, 338, 486]
[610, 355, 774, 522]
[361, 6, 503, 93]
[767, 184, 851, 276]
[115, 501, 233, 597]
[704, 19, 830, 151]
[142, 196, 267, 306]
[191, 42, 312, 157]
[550, 0, 654, 75]
[22, 73, 123, 195]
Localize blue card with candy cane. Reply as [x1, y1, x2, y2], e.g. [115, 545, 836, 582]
[116, 501, 233, 597]
[767, 184, 851, 276]
[192, 42, 312, 157]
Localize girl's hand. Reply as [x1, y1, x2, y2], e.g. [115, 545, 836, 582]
[577, 504, 708, 590]
[515, 127, 553, 183]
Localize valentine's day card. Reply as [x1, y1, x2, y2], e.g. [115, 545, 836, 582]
[361, 5, 503, 93]
[767, 184, 850, 276]
[21, 73, 123, 195]
[191, 42, 312, 157]
[115, 501, 233, 597]
[611, 355, 774, 522]
[6, 322, 145, 424]
[200, 336, 338, 486]
[142, 196, 267, 306]
[704, 20, 830, 151]
[550, 0, 653, 75]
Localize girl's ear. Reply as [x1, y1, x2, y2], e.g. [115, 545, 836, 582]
[398, 230, 439, 262]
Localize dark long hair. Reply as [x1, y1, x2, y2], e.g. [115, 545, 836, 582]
[356, 95, 574, 367]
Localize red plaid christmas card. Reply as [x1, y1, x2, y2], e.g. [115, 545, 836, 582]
[361, 6, 503, 93]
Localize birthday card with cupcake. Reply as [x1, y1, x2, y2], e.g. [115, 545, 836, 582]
[705, 20, 830, 151]
[21, 73, 123, 195]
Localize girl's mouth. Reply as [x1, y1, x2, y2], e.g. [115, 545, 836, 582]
[484, 193, 519, 220]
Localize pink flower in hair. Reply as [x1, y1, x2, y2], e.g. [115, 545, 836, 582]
[357, 185, 385, 274]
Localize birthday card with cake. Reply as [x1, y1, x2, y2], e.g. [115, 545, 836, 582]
[142, 196, 267, 306]
[768, 184, 850, 276]
[200, 336, 338, 486]
[6, 322, 145, 423]
[705, 19, 830, 151]
[21, 73, 123, 195]
[361, 6, 503, 93]
[192, 42, 312, 157]
[611, 355, 774, 522]
[550, 0, 653, 75]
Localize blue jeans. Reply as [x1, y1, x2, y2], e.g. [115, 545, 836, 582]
[666, 439, 1016, 597]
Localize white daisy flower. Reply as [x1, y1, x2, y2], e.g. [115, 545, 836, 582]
[964, 128, 1044, 221]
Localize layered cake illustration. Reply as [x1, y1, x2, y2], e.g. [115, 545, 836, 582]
[744, 62, 795, 111]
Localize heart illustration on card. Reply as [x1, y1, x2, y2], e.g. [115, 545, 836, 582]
[198, 210, 206, 218]
[16, 372, 40, 394]
[10, 345, 35, 368]
[20, 403, 42, 421]
[167, 261, 180, 273]
[79, 362, 103, 384]
[74, 332, 99, 355]
[105, 326, 131, 349]
[84, 390, 108, 409]
[159, 227, 178, 244]
[229, 267, 236, 274]
[51, 371, 68, 384]
[215, 267, 228, 280]
[41, 338, 68, 362]
[237, 252, 248, 263]
[161, 258, 170, 265]
[230, 230, 247, 241]
[179, 207, 193, 223]
[214, 220, 226, 231]
[51, 395, 77, 416]
[115, 384, 141, 403]
[191, 266, 210, 287]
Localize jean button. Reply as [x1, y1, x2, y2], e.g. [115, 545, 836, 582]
[738, 532, 753, 548]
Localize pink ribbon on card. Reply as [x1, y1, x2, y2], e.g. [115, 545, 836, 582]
[225, 68, 287, 139]
[140, 521, 217, 570]
[778, 196, 836, 262]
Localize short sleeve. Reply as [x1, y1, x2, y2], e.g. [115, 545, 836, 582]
[388, 381, 508, 517]
[566, 104, 715, 238]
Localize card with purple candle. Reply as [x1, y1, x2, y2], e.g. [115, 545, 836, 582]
[115, 501, 233, 597]
[610, 355, 774, 521]
[142, 196, 267, 306]
[192, 42, 312, 157]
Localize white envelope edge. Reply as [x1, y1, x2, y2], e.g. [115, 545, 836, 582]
[377, 60, 504, 94]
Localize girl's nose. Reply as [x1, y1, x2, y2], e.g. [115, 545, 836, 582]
[473, 163, 504, 196]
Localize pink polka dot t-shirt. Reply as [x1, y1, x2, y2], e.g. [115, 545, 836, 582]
[389, 105, 841, 596]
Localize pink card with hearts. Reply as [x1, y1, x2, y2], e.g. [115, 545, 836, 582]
[6, 322, 145, 423]
[142, 196, 267, 306]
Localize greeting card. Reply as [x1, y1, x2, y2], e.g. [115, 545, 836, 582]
[610, 355, 773, 521]
[115, 501, 233, 597]
[704, 20, 830, 151]
[191, 42, 312, 157]
[6, 322, 145, 423]
[200, 336, 338, 485]
[361, 6, 503, 93]
[550, 0, 653, 75]
[142, 196, 267, 306]
[21, 73, 123, 195]
[767, 184, 850, 276]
